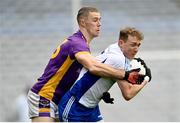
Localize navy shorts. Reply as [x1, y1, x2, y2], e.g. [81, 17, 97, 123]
[58, 93, 103, 122]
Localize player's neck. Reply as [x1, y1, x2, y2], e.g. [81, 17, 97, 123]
[80, 29, 93, 45]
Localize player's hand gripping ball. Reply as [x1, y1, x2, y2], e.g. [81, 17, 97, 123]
[130, 58, 152, 83]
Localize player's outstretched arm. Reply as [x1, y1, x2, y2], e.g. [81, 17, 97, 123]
[75, 52, 124, 79]
[75, 52, 140, 83]
[117, 79, 148, 101]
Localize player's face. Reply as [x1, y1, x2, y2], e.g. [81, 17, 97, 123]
[85, 12, 101, 38]
[120, 35, 141, 60]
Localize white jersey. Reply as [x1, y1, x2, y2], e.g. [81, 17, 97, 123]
[69, 43, 130, 108]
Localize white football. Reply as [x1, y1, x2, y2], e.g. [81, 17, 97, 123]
[130, 58, 146, 75]
[130, 58, 149, 81]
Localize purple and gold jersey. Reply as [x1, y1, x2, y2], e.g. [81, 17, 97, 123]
[31, 31, 90, 105]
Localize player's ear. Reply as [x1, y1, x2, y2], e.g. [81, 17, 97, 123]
[118, 39, 124, 46]
[80, 18, 86, 27]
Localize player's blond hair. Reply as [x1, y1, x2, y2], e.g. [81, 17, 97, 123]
[77, 7, 99, 24]
[119, 27, 144, 41]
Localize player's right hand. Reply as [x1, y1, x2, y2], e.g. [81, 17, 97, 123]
[124, 68, 144, 84]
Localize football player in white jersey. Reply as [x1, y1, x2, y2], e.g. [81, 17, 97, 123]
[58, 27, 152, 122]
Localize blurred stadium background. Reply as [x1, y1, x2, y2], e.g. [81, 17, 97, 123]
[0, 0, 180, 121]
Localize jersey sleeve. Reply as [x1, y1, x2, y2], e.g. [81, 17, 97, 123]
[69, 38, 90, 59]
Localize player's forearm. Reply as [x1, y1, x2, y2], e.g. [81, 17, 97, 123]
[88, 61, 125, 80]
[118, 80, 147, 101]
[126, 82, 147, 100]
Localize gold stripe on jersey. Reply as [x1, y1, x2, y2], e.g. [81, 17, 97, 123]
[75, 51, 90, 56]
[51, 39, 68, 59]
[51, 45, 60, 59]
[38, 55, 74, 100]
[39, 108, 50, 113]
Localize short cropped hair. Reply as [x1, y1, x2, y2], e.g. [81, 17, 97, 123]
[119, 27, 144, 41]
[77, 7, 99, 24]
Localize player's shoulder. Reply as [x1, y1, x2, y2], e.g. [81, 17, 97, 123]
[68, 31, 85, 42]
[105, 43, 124, 58]
[106, 43, 126, 66]
[105, 43, 121, 53]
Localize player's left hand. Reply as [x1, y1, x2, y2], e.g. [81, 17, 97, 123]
[101, 92, 114, 104]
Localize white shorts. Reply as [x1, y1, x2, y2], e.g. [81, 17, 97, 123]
[27, 90, 59, 119]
